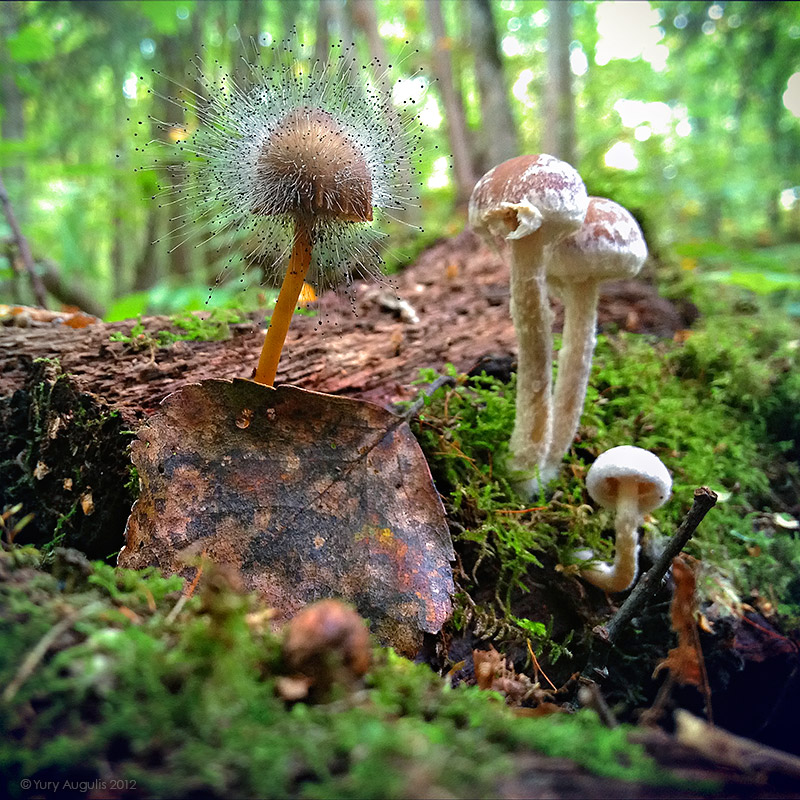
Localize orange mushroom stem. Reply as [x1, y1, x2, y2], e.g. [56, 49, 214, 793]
[254, 223, 313, 386]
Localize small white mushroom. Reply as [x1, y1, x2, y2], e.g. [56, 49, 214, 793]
[542, 198, 647, 485]
[581, 445, 672, 593]
[469, 154, 588, 498]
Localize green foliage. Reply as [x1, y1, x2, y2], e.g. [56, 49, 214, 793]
[742, 531, 800, 625]
[104, 291, 151, 322]
[6, 20, 55, 63]
[671, 310, 800, 426]
[108, 308, 245, 349]
[0, 549, 690, 798]
[105, 283, 279, 321]
[4, 1, 799, 311]
[128, 0, 195, 35]
[674, 242, 800, 311]
[412, 310, 800, 630]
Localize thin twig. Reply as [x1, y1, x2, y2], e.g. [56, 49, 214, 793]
[527, 639, 557, 691]
[396, 373, 456, 421]
[0, 172, 48, 308]
[577, 679, 619, 728]
[603, 486, 718, 645]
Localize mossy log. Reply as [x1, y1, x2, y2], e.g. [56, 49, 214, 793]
[0, 231, 693, 559]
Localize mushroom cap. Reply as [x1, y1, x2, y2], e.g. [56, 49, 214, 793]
[468, 153, 588, 244]
[586, 445, 672, 513]
[547, 197, 647, 284]
[254, 107, 373, 222]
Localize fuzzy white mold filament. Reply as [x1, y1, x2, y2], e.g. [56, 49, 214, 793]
[148, 36, 423, 297]
[145, 36, 424, 385]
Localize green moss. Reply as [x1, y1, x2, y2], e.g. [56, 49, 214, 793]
[0, 548, 694, 798]
[411, 311, 800, 636]
[108, 308, 245, 350]
[1, 360, 136, 560]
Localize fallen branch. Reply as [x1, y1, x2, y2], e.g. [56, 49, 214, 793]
[674, 709, 800, 781]
[0, 172, 48, 309]
[39, 258, 105, 317]
[396, 373, 456, 421]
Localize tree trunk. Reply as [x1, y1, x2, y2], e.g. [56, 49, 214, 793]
[160, 36, 194, 281]
[468, 0, 520, 173]
[349, 0, 389, 68]
[0, 1, 27, 223]
[132, 205, 161, 291]
[543, 0, 576, 165]
[110, 55, 128, 295]
[331, 0, 357, 78]
[426, 0, 477, 206]
[280, 0, 299, 38]
[237, 0, 261, 46]
[315, 0, 335, 63]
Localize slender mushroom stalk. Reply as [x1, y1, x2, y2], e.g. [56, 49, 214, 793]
[542, 198, 647, 484]
[581, 445, 672, 593]
[508, 230, 557, 480]
[468, 154, 588, 498]
[251, 107, 374, 386]
[254, 223, 314, 386]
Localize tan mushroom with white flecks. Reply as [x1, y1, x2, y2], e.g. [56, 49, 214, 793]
[469, 154, 588, 498]
[543, 197, 647, 486]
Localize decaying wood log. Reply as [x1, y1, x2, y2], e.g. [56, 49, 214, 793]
[0, 230, 694, 558]
[0, 231, 695, 416]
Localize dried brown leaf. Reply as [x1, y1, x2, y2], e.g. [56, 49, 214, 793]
[654, 555, 703, 687]
[119, 379, 454, 656]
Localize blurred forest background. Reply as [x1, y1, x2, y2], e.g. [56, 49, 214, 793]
[1, 0, 800, 321]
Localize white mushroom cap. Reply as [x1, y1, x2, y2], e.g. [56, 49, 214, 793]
[547, 197, 647, 284]
[586, 445, 672, 514]
[469, 154, 588, 244]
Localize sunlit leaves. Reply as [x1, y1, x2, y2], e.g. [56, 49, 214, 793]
[124, 0, 195, 36]
[6, 21, 55, 63]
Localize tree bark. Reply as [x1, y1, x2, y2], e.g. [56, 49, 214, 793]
[543, 0, 576, 164]
[0, 231, 689, 562]
[468, 0, 520, 173]
[349, 0, 389, 69]
[2, 230, 692, 417]
[426, 0, 477, 206]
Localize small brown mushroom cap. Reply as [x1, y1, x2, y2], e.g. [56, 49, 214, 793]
[469, 153, 588, 243]
[547, 196, 647, 283]
[586, 445, 672, 514]
[255, 107, 373, 222]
